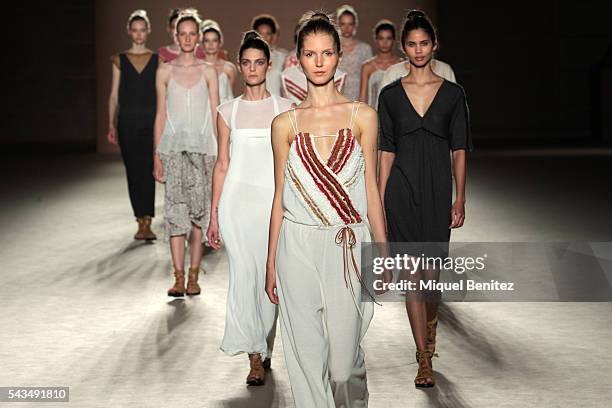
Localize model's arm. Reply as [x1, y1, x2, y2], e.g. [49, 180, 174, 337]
[265, 113, 292, 305]
[207, 110, 232, 249]
[153, 65, 169, 183]
[204, 65, 220, 137]
[358, 62, 372, 103]
[450, 150, 466, 228]
[107, 63, 120, 145]
[358, 105, 387, 244]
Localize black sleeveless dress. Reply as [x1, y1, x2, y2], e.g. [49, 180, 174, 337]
[117, 52, 158, 218]
[378, 78, 473, 256]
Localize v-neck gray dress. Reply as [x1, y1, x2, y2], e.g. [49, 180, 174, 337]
[378, 78, 473, 252]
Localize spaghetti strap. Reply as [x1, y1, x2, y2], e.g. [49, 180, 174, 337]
[288, 108, 299, 135]
[349, 101, 361, 129]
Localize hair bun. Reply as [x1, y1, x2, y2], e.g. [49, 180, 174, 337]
[311, 12, 331, 22]
[242, 30, 262, 42]
[407, 10, 426, 20]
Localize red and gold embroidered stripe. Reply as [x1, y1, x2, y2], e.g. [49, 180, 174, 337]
[326, 129, 345, 169]
[333, 129, 356, 173]
[297, 134, 362, 224]
[287, 161, 330, 226]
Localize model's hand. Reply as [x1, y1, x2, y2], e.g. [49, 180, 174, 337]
[107, 126, 117, 145]
[206, 218, 222, 250]
[450, 200, 465, 228]
[265, 263, 279, 305]
[153, 155, 164, 183]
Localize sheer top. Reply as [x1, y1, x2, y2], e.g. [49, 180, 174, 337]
[218, 95, 292, 130]
[338, 41, 373, 100]
[157, 69, 216, 155]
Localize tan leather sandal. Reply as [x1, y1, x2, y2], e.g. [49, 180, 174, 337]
[167, 269, 185, 297]
[246, 354, 265, 386]
[141, 216, 157, 240]
[415, 316, 440, 366]
[134, 218, 145, 240]
[186, 267, 201, 296]
[415, 349, 435, 388]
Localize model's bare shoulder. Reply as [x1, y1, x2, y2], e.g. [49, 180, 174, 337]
[272, 111, 295, 142]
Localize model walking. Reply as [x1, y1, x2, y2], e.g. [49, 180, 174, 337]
[252, 14, 287, 96]
[359, 20, 401, 108]
[336, 5, 373, 100]
[378, 10, 473, 388]
[207, 31, 293, 386]
[201, 19, 236, 104]
[107, 10, 157, 240]
[153, 9, 220, 297]
[266, 12, 387, 407]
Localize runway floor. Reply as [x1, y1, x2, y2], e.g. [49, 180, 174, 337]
[1, 149, 612, 407]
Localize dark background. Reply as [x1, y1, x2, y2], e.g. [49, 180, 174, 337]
[4, 0, 612, 153]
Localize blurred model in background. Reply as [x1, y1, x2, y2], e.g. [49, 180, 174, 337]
[107, 9, 158, 241]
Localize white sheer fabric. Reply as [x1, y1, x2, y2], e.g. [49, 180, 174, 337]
[218, 71, 234, 104]
[157, 65, 216, 155]
[218, 95, 292, 129]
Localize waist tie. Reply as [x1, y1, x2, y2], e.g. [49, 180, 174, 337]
[334, 225, 381, 319]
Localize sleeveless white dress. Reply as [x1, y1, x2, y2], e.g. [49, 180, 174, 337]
[218, 71, 234, 104]
[367, 69, 386, 109]
[276, 102, 374, 407]
[217, 95, 293, 358]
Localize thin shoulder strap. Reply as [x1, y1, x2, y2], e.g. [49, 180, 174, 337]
[288, 108, 299, 135]
[349, 101, 361, 129]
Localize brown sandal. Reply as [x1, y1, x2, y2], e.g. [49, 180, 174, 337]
[186, 267, 201, 296]
[167, 269, 185, 297]
[246, 354, 265, 386]
[415, 349, 435, 388]
[415, 316, 439, 366]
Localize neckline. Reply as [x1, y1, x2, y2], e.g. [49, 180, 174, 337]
[400, 78, 446, 119]
[123, 52, 154, 75]
[296, 129, 359, 166]
[239, 94, 272, 103]
[169, 77, 205, 90]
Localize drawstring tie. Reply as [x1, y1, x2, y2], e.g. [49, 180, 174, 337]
[335, 225, 381, 318]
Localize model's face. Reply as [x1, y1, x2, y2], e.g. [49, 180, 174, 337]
[299, 33, 339, 86]
[176, 20, 199, 52]
[238, 48, 270, 87]
[338, 13, 356, 38]
[128, 20, 148, 44]
[256, 24, 274, 45]
[203, 31, 221, 54]
[167, 18, 177, 42]
[375, 29, 394, 54]
[403, 28, 436, 67]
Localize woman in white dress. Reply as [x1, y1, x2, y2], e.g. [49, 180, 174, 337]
[153, 9, 219, 298]
[207, 31, 293, 386]
[200, 19, 236, 104]
[266, 12, 388, 407]
[336, 4, 373, 100]
[359, 20, 401, 108]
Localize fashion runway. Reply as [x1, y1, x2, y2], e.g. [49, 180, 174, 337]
[1, 149, 612, 407]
